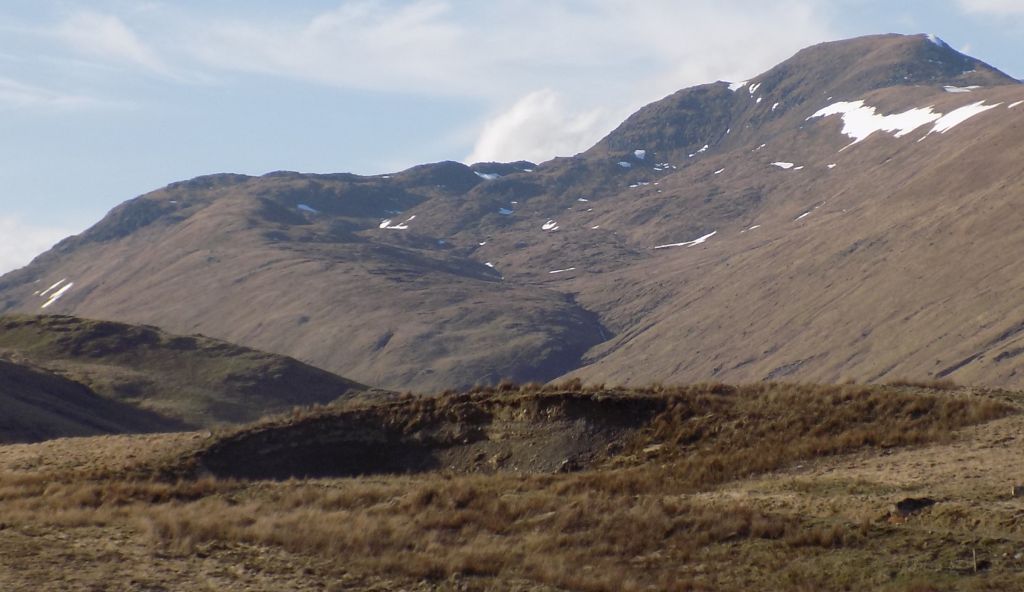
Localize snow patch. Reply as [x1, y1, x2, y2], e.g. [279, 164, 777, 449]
[654, 231, 717, 250]
[617, 161, 632, 168]
[827, 163, 837, 169]
[379, 215, 415, 230]
[926, 34, 948, 48]
[944, 85, 981, 93]
[577, 198, 589, 202]
[542, 220, 559, 231]
[809, 100, 942, 145]
[41, 282, 73, 309]
[498, 208, 513, 216]
[634, 149, 647, 160]
[1009, 101, 1024, 109]
[927, 101, 1001, 135]
[794, 202, 824, 222]
[748, 83, 761, 94]
[771, 162, 795, 169]
[475, 171, 501, 181]
[297, 204, 319, 214]
[742, 225, 761, 233]
[714, 168, 725, 175]
[39, 278, 67, 298]
[548, 267, 576, 274]
[728, 81, 748, 92]
[485, 262, 495, 268]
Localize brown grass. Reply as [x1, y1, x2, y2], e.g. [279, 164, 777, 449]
[0, 382, 1015, 590]
[885, 378, 959, 390]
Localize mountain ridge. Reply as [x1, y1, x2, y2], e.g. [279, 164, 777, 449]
[3, 33, 1024, 391]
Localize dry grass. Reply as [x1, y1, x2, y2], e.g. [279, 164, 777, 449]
[0, 382, 1016, 590]
[885, 377, 959, 390]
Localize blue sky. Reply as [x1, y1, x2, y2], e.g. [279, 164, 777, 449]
[1, 0, 1022, 273]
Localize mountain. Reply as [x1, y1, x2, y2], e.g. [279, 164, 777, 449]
[0, 314, 368, 427]
[0, 357, 184, 443]
[2, 33, 1024, 390]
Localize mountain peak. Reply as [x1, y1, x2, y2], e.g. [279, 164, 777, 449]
[762, 33, 1015, 98]
[589, 33, 1016, 160]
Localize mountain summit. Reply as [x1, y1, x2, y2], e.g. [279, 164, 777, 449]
[3, 34, 1024, 390]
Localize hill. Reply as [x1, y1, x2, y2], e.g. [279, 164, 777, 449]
[2, 33, 1024, 390]
[0, 357, 183, 443]
[0, 314, 369, 427]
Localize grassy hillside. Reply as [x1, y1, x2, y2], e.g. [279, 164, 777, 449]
[0, 315, 369, 427]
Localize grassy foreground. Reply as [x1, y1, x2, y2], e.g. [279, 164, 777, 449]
[1, 382, 1022, 590]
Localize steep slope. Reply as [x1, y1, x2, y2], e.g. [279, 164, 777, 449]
[0, 358, 183, 443]
[0, 315, 368, 426]
[2, 33, 1024, 389]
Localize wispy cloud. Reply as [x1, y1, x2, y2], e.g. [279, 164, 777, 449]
[54, 11, 160, 67]
[0, 76, 110, 110]
[0, 217, 70, 275]
[52, 11, 173, 76]
[191, 1, 834, 96]
[186, 0, 836, 163]
[192, 1, 468, 95]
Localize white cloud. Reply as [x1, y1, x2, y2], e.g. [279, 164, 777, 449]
[957, 0, 1024, 15]
[0, 218, 69, 275]
[467, 90, 616, 163]
[53, 11, 171, 75]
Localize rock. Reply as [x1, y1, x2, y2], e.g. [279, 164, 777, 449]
[557, 458, 581, 473]
[894, 497, 937, 517]
[1012, 485, 1024, 497]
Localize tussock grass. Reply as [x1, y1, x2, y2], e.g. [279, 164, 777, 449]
[0, 382, 1015, 590]
[885, 377, 958, 390]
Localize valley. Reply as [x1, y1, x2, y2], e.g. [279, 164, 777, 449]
[3, 32, 1024, 591]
